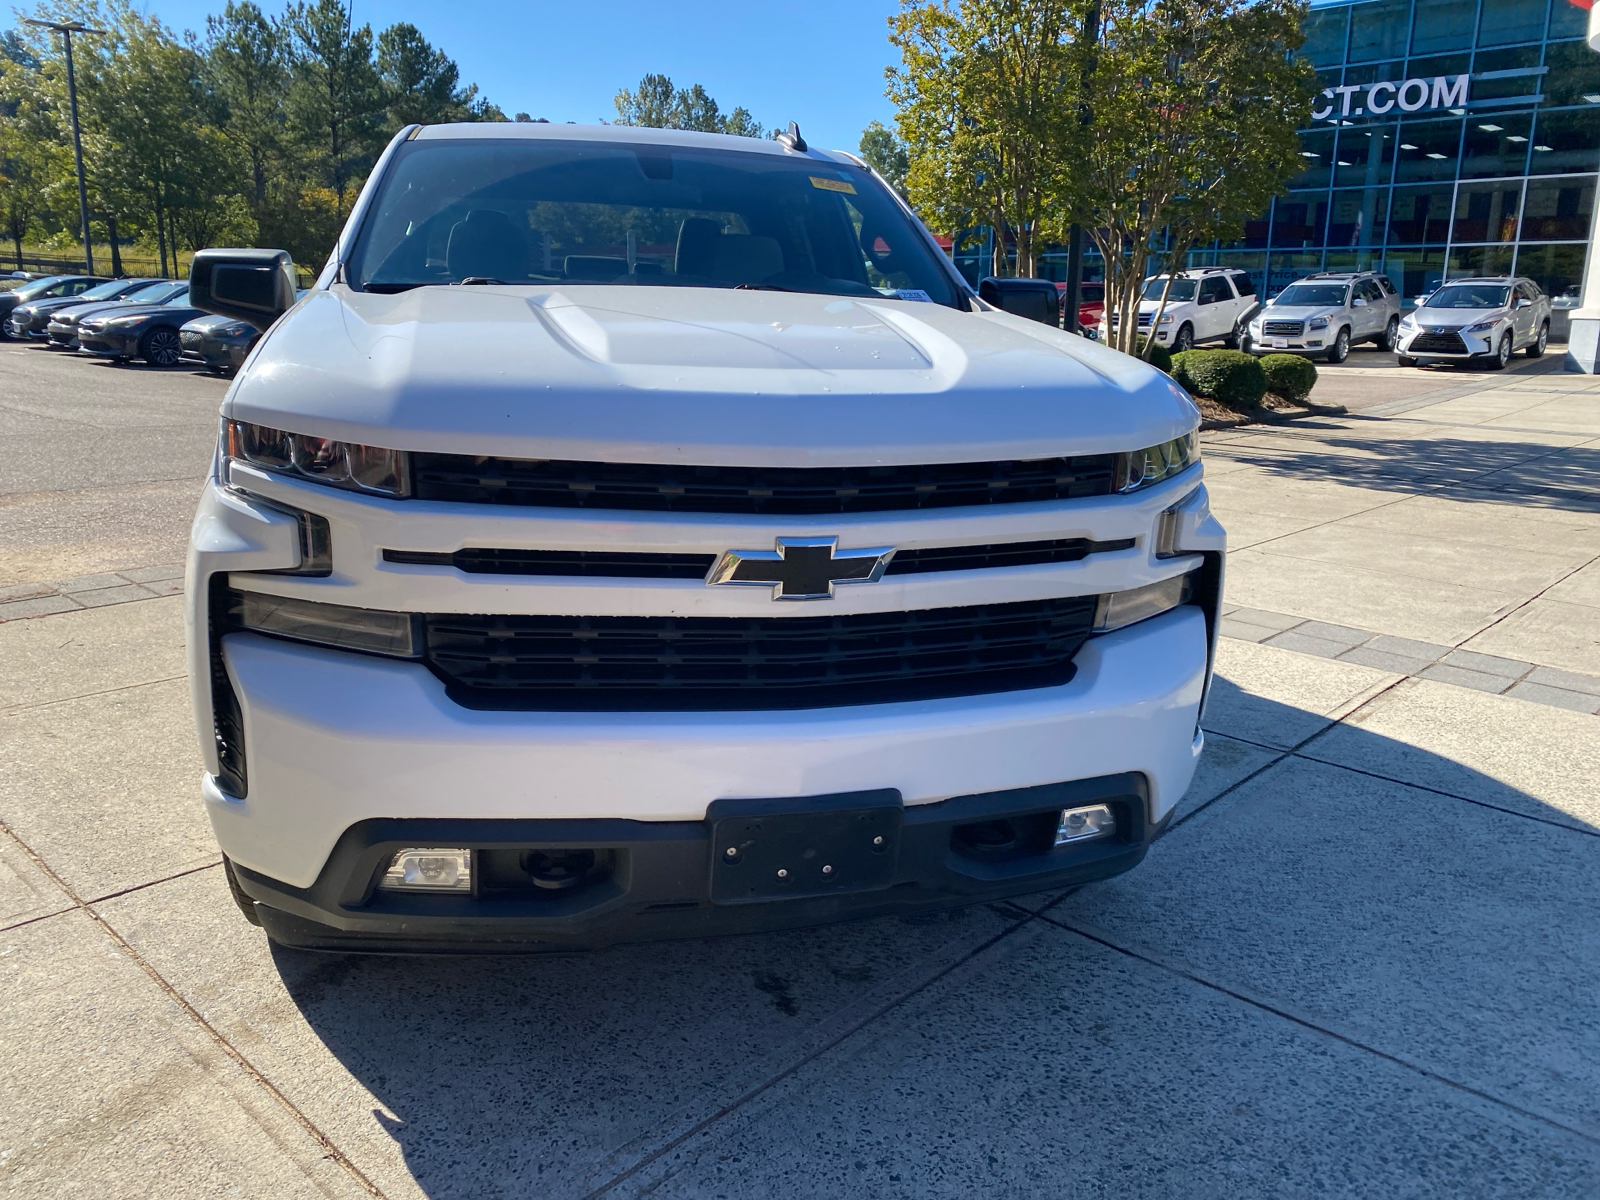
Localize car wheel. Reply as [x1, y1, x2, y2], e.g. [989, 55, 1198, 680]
[1324, 327, 1350, 364]
[1525, 321, 1548, 358]
[140, 327, 183, 366]
[223, 857, 262, 926]
[1172, 323, 1194, 353]
[1380, 316, 1399, 352]
[1396, 354, 1418, 367]
[1484, 332, 1512, 371]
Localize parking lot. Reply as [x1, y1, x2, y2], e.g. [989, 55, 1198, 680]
[3, 342, 1599, 1197]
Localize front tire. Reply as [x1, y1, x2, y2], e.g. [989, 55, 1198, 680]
[1324, 327, 1350, 364]
[223, 857, 262, 926]
[1172, 323, 1194, 353]
[1483, 332, 1512, 370]
[1526, 321, 1548, 358]
[140, 327, 183, 367]
[1380, 316, 1399, 352]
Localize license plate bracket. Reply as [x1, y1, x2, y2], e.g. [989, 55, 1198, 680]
[707, 790, 902, 904]
[1272, 338, 1288, 348]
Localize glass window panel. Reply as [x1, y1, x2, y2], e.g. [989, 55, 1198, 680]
[1407, 52, 1473, 80]
[1514, 241, 1588, 298]
[1471, 47, 1544, 104]
[1267, 252, 1325, 298]
[1243, 205, 1272, 250]
[1548, 0, 1588, 39]
[1451, 182, 1524, 242]
[1412, 0, 1478, 53]
[1387, 184, 1456, 243]
[1324, 249, 1382, 274]
[1542, 40, 1600, 107]
[1530, 108, 1600, 174]
[1381, 247, 1447, 299]
[1459, 112, 1534, 177]
[1477, 0, 1550, 47]
[1394, 118, 1465, 182]
[1335, 125, 1398, 187]
[1270, 194, 1331, 248]
[1291, 129, 1336, 188]
[1447, 245, 1516, 276]
[1520, 175, 1596, 239]
[1303, 5, 1351, 66]
[1349, 0, 1411, 62]
[1328, 189, 1392, 247]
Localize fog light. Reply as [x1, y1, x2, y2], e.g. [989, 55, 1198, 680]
[1055, 805, 1116, 845]
[381, 848, 472, 891]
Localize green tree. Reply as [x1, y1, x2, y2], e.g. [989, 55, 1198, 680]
[888, 0, 1076, 278]
[858, 119, 908, 196]
[613, 74, 764, 138]
[282, 0, 384, 206]
[203, 2, 284, 207]
[377, 22, 494, 126]
[1060, 0, 1314, 354]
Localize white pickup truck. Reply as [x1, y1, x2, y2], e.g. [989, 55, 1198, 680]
[185, 122, 1225, 952]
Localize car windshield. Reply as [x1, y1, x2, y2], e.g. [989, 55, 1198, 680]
[1425, 284, 1510, 309]
[1274, 284, 1348, 307]
[75, 280, 137, 301]
[350, 137, 961, 307]
[161, 289, 191, 306]
[1141, 278, 1197, 301]
[1080, 284, 1104, 302]
[13, 276, 66, 300]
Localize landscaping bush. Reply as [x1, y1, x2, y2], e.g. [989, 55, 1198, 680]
[1258, 353, 1317, 402]
[1131, 335, 1173, 374]
[1170, 348, 1267, 411]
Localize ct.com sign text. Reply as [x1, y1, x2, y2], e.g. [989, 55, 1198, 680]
[1312, 74, 1470, 120]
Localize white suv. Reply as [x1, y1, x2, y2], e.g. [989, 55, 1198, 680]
[1101, 268, 1259, 353]
[1397, 277, 1552, 369]
[185, 122, 1224, 953]
[1248, 271, 1402, 364]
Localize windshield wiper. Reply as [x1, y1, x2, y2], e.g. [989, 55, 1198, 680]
[733, 282, 800, 292]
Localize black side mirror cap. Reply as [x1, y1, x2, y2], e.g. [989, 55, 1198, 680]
[189, 248, 297, 328]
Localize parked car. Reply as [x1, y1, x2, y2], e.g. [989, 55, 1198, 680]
[1396, 277, 1552, 369]
[1101, 267, 1258, 352]
[1552, 284, 1582, 311]
[1055, 280, 1105, 337]
[47, 281, 190, 350]
[5, 277, 167, 340]
[185, 121, 1224, 953]
[1248, 271, 1402, 364]
[977, 276, 1060, 325]
[180, 313, 262, 373]
[0, 275, 107, 333]
[76, 289, 206, 365]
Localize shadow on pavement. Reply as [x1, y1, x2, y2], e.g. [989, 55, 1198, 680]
[261, 687, 1600, 1198]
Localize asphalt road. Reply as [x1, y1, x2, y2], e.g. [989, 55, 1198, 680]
[0, 341, 226, 585]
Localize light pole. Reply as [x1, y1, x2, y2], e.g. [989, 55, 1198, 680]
[23, 18, 106, 276]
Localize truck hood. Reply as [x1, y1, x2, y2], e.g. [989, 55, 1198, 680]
[226, 285, 1198, 467]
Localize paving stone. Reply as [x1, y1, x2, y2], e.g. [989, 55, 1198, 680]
[1290, 620, 1374, 649]
[0, 581, 55, 602]
[1504, 681, 1600, 714]
[1524, 665, 1600, 698]
[1263, 630, 1359, 658]
[1220, 617, 1283, 643]
[118, 563, 186, 584]
[69, 583, 158, 608]
[1336, 646, 1434, 675]
[54, 572, 129, 594]
[0, 594, 81, 621]
[1224, 606, 1303, 632]
[1364, 634, 1450, 663]
[139, 577, 184, 596]
[1418, 662, 1514, 694]
[1441, 648, 1535, 679]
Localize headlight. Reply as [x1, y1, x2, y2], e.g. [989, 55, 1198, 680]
[223, 420, 410, 497]
[228, 588, 421, 657]
[105, 315, 150, 328]
[1116, 431, 1199, 493]
[1308, 316, 1330, 330]
[220, 321, 254, 337]
[1464, 318, 1501, 333]
[1094, 572, 1194, 632]
[1399, 315, 1417, 330]
[1157, 313, 1174, 324]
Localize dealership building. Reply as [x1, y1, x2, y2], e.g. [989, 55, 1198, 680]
[960, 0, 1599, 306]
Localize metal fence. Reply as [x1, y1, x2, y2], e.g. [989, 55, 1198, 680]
[4, 251, 315, 287]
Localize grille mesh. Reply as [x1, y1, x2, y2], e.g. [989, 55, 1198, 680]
[1262, 320, 1304, 336]
[423, 596, 1101, 710]
[1409, 329, 1468, 354]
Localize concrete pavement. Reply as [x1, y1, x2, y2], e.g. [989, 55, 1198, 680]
[1, 347, 1598, 1197]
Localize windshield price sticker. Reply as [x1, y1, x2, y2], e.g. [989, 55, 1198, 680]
[810, 176, 857, 194]
[895, 289, 933, 302]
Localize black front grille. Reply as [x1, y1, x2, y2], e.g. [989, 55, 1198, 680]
[208, 577, 248, 797]
[423, 596, 1101, 710]
[383, 537, 1135, 581]
[1409, 328, 1468, 354]
[409, 453, 1119, 514]
[1262, 320, 1304, 336]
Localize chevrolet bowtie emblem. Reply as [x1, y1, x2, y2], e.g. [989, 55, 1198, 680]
[707, 537, 897, 600]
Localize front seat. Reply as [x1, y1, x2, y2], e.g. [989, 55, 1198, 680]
[446, 210, 530, 282]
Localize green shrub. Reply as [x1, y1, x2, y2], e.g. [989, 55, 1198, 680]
[1170, 349, 1267, 411]
[1258, 353, 1317, 402]
[1130, 335, 1173, 374]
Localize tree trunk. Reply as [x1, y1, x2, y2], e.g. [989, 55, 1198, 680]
[108, 215, 122, 277]
[155, 185, 168, 278]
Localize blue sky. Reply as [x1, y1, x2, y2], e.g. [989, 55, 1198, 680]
[133, 0, 906, 152]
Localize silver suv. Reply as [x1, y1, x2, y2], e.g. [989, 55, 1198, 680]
[1248, 271, 1402, 364]
[1397, 277, 1552, 369]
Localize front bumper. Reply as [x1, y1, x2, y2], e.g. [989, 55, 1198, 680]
[78, 329, 139, 357]
[1397, 325, 1498, 360]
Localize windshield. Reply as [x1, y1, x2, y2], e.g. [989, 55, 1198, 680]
[1141, 278, 1197, 301]
[78, 279, 140, 301]
[1274, 284, 1348, 307]
[350, 138, 960, 306]
[1425, 284, 1510, 309]
[14, 276, 66, 300]
[161, 288, 192, 306]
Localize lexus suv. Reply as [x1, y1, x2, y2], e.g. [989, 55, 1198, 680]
[186, 122, 1225, 953]
[1100, 267, 1258, 353]
[1396, 277, 1551, 369]
[1248, 271, 1402, 363]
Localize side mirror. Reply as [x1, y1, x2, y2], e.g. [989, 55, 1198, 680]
[1352, 297, 1367, 307]
[189, 248, 296, 328]
[1516, 297, 1532, 309]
